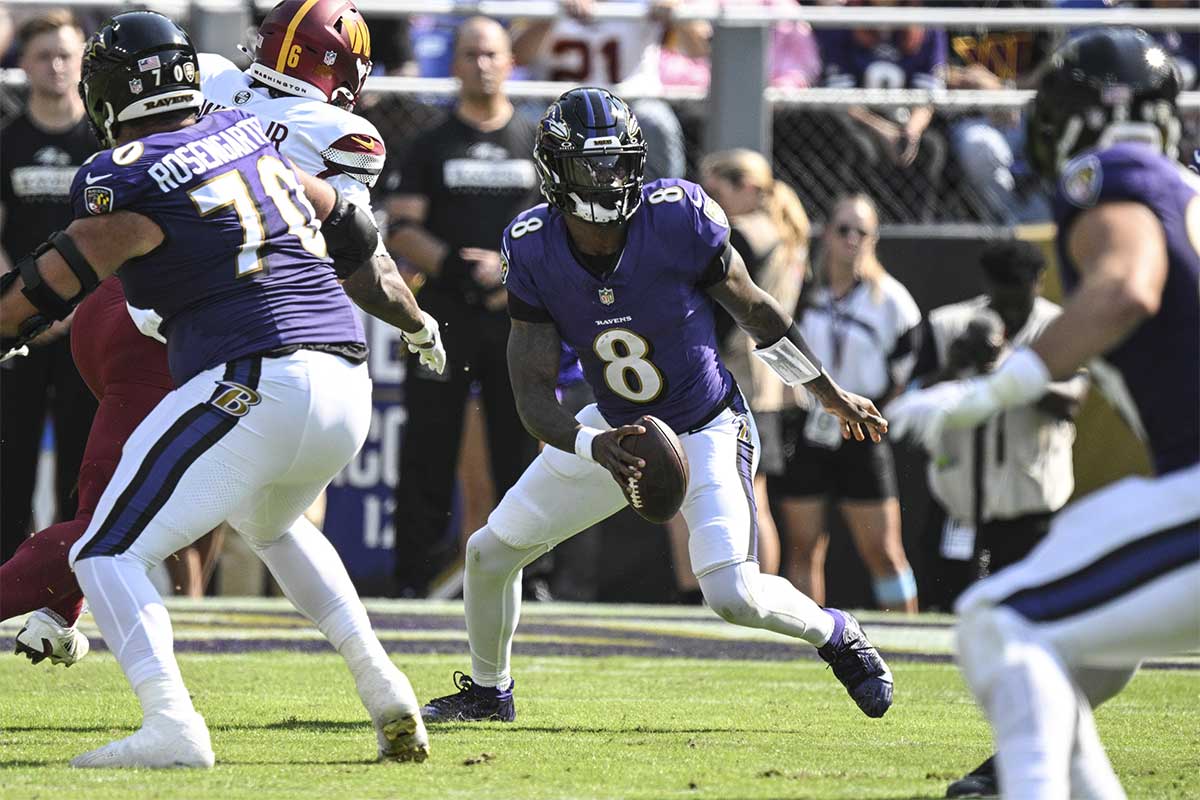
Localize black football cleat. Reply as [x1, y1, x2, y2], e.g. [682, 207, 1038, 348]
[946, 755, 998, 798]
[817, 609, 894, 718]
[421, 672, 515, 723]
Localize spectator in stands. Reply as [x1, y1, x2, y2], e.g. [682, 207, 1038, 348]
[771, 194, 921, 612]
[941, 1, 1056, 224]
[511, 0, 689, 180]
[907, 240, 1088, 591]
[385, 17, 542, 597]
[0, 10, 97, 564]
[815, 1, 948, 223]
[660, 0, 821, 91]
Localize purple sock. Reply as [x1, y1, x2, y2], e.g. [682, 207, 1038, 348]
[822, 608, 846, 648]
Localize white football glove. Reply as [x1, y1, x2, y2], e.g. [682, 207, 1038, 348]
[886, 348, 1052, 450]
[402, 310, 446, 375]
[1, 344, 29, 363]
[884, 384, 962, 451]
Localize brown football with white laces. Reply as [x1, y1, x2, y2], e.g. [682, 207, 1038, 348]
[620, 415, 689, 524]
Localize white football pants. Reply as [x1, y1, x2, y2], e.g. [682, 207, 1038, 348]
[955, 463, 1200, 799]
[466, 403, 833, 687]
[70, 351, 376, 721]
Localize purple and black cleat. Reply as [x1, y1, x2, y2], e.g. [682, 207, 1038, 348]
[421, 671, 516, 723]
[817, 609, 894, 718]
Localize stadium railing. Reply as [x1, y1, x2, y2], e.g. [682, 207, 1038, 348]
[1, 2, 1196, 227]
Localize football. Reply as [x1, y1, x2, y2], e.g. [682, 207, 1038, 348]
[620, 415, 690, 523]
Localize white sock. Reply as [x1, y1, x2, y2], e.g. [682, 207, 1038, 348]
[74, 555, 196, 724]
[248, 517, 392, 680]
[697, 562, 835, 647]
[464, 526, 544, 689]
[959, 606, 1075, 799]
[1069, 692, 1127, 800]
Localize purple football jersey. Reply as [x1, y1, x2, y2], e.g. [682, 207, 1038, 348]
[1054, 143, 1200, 475]
[69, 109, 363, 384]
[818, 28, 947, 90]
[503, 179, 740, 432]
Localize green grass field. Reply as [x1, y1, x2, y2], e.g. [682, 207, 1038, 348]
[1, 601, 1197, 799]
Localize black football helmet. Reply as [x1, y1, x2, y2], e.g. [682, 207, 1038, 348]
[79, 11, 202, 148]
[534, 88, 647, 225]
[1027, 27, 1181, 182]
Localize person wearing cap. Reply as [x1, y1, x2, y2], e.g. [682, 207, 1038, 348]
[906, 240, 1089, 586]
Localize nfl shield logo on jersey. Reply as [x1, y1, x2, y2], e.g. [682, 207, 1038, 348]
[84, 186, 113, 215]
[128, 78, 143, 95]
[324, 50, 338, 65]
[599, 287, 615, 305]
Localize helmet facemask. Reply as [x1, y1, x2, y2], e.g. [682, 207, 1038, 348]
[536, 147, 645, 225]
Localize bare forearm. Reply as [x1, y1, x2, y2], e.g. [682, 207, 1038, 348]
[508, 319, 582, 453]
[387, 227, 448, 276]
[512, 20, 553, 65]
[341, 254, 424, 334]
[515, 387, 582, 454]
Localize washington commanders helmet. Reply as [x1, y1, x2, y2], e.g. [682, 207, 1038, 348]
[79, 11, 202, 148]
[248, 0, 373, 109]
[1027, 27, 1181, 182]
[534, 88, 647, 225]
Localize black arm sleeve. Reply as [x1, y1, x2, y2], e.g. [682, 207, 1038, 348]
[323, 190, 379, 279]
[697, 239, 734, 289]
[507, 290, 553, 324]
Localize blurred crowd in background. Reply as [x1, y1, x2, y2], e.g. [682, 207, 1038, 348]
[0, 1, 1193, 612]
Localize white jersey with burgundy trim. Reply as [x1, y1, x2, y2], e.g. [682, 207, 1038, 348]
[197, 53, 385, 214]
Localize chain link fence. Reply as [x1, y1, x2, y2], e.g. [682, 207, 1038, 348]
[3, 65, 1196, 227]
[354, 85, 1198, 226]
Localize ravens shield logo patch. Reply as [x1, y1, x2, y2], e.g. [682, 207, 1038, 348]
[84, 186, 113, 215]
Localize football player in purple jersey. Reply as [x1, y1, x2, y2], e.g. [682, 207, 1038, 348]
[889, 28, 1199, 798]
[422, 87, 896, 725]
[0, 12, 435, 768]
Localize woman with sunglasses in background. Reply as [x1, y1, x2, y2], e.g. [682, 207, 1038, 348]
[772, 193, 921, 612]
[660, 148, 814, 599]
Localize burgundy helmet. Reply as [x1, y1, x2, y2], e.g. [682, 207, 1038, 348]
[248, 0, 373, 108]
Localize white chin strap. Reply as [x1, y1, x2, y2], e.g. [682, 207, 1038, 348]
[568, 192, 622, 224]
[246, 61, 328, 101]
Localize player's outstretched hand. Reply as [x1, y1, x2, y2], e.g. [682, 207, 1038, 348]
[402, 310, 447, 375]
[592, 424, 647, 486]
[819, 388, 888, 443]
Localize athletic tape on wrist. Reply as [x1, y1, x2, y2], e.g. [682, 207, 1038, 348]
[575, 426, 603, 462]
[753, 324, 823, 385]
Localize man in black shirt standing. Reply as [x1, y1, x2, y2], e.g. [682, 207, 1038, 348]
[0, 10, 98, 563]
[386, 16, 541, 596]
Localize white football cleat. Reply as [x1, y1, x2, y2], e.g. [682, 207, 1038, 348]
[355, 665, 429, 762]
[15, 609, 90, 667]
[70, 712, 215, 769]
